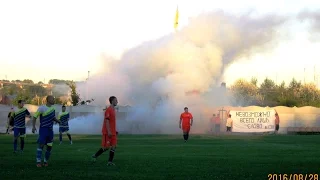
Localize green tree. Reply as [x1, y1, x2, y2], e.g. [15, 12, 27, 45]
[49, 79, 71, 85]
[272, 79, 300, 107]
[2, 84, 20, 95]
[276, 81, 288, 106]
[23, 79, 34, 84]
[299, 83, 320, 107]
[25, 85, 47, 97]
[229, 77, 320, 107]
[230, 79, 260, 106]
[12, 80, 21, 83]
[250, 77, 258, 87]
[285, 78, 302, 106]
[259, 78, 277, 106]
[67, 81, 80, 106]
[277, 81, 286, 97]
[12, 92, 32, 105]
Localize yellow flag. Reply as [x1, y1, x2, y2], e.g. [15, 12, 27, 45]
[174, 6, 179, 30]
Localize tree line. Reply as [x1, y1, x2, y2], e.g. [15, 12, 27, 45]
[0, 79, 92, 106]
[1, 79, 72, 85]
[229, 77, 320, 107]
[2, 77, 318, 107]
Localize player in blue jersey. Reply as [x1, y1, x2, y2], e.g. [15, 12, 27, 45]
[11, 100, 31, 153]
[32, 95, 60, 167]
[58, 105, 72, 145]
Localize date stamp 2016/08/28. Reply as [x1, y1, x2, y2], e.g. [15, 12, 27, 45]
[268, 174, 319, 180]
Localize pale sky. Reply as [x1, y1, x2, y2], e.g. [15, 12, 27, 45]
[0, 0, 320, 86]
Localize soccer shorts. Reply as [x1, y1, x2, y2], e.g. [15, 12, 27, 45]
[59, 127, 70, 133]
[182, 125, 190, 132]
[275, 124, 279, 131]
[14, 128, 26, 137]
[38, 127, 54, 146]
[101, 134, 117, 148]
[215, 124, 220, 132]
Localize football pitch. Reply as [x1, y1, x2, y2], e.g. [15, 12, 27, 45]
[1, 134, 320, 180]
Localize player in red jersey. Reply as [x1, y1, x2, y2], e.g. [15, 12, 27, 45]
[179, 107, 193, 142]
[91, 96, 118, 166]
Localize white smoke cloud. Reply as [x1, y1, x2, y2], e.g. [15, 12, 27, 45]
[297, 10, 320, 40]
[52, 84, 69, 96]
[52, 114, 103, 134]
[73, 10, 286, 134]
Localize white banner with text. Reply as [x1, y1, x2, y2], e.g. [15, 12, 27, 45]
[229, 109, 276, 132]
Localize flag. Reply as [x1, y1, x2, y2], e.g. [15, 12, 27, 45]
[174, 6, 179, 30]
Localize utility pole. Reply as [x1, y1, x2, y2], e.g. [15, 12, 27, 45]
[218, 107, 227, 133]
[218, 107, 227, 121]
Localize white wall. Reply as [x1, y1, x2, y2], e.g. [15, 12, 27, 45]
[1, 104, 320, 134]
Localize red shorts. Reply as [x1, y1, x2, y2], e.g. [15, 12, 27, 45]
[101, 134, 117, 148]
[182, 125, 190, 132]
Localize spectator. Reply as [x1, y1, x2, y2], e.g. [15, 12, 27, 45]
[275, 112, 280, 134]
[226, 114, 233, 132]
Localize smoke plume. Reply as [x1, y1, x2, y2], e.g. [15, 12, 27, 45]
[52, 84, 69, 96]
[74, 10, 286, 134]
[298, 10, 320, 40]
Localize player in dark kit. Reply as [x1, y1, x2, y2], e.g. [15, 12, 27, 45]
[11, 100, 31, 153]
[6, 108, 14, 134]
[91, 96, 118, 166]
[32, 95, 60, 167]
[58, 105, 72, 145]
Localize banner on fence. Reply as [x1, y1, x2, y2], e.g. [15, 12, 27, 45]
[229, 109, 276, 132]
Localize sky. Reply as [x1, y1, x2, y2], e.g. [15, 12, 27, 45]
[0, 0, 320, 86]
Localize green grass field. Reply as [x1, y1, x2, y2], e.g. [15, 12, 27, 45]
[1, 134, 320, 180]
